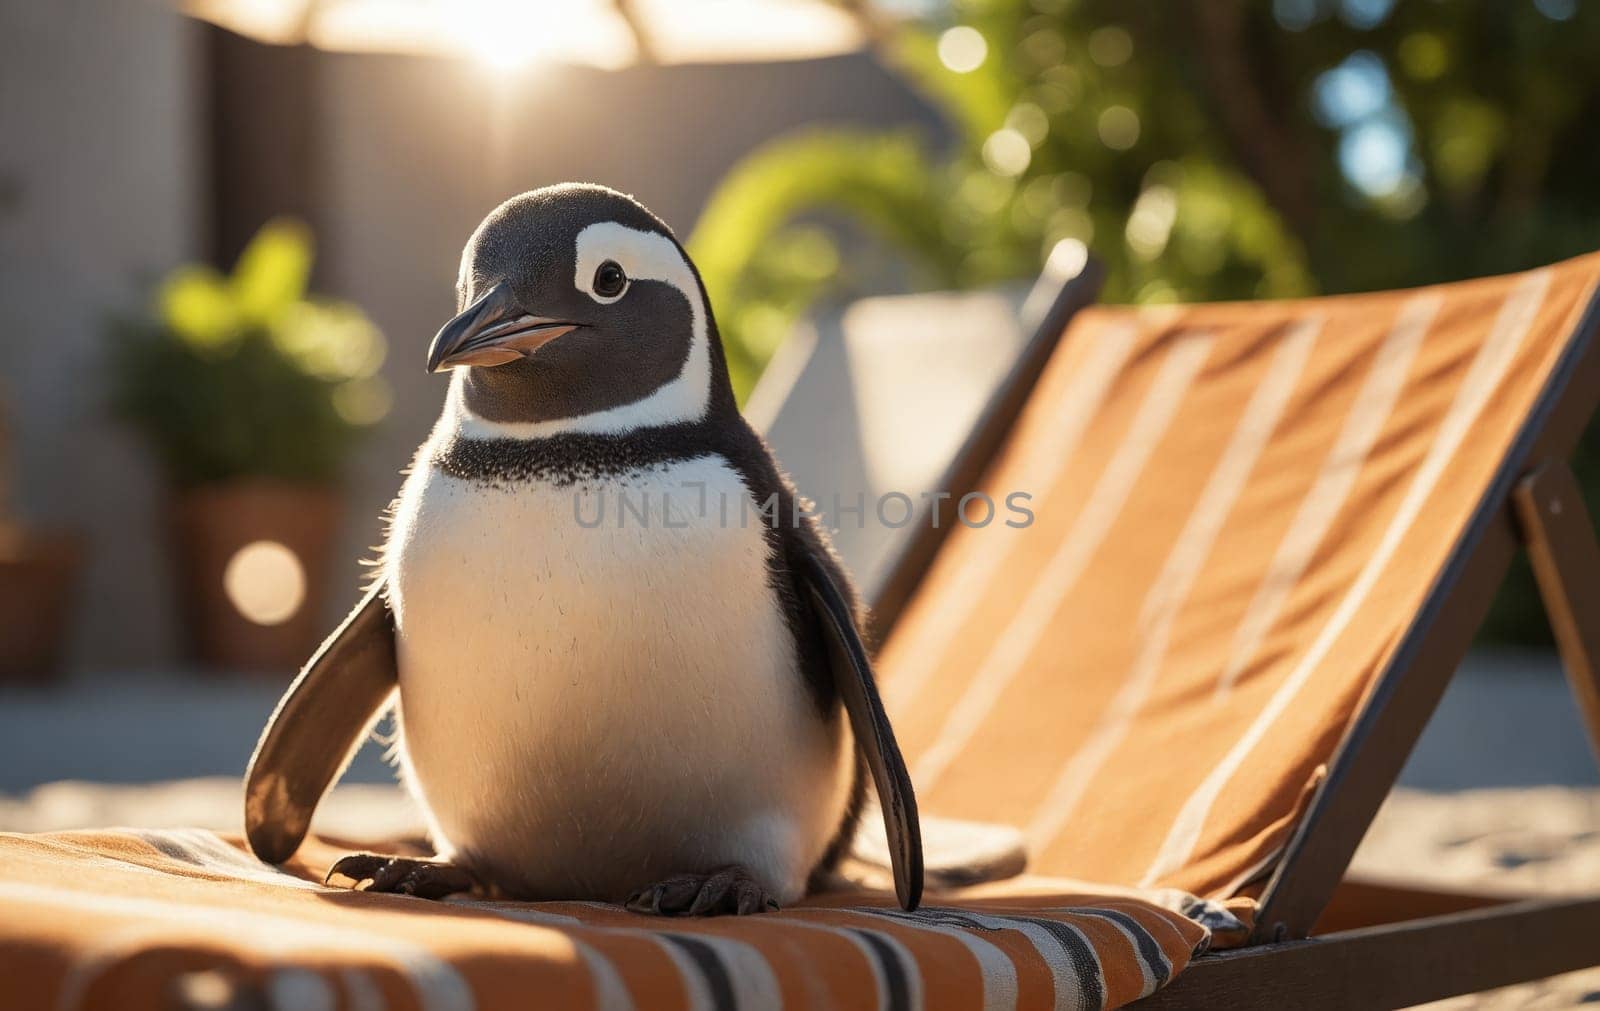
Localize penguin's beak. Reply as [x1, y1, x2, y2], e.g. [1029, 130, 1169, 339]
[426, 280, 578, 373]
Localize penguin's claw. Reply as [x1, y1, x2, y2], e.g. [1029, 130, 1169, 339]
[625, 866, 780, 917]
[326, 853, 477, 900]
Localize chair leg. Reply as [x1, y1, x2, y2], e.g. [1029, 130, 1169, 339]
[1135, 895, 1600, 1010]
[1512, 459, 1600, 767]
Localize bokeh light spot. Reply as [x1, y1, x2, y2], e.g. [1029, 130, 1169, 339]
[1398, 33, 1448, 80]
[1044, 237, 1090, 280]
[1020, 28, 1067, 70]
[1125, 185, 1179, 260]
[1339, 0, 1396, 30]
[1097, 106, 1141, 150]
[224, 540, 306, 626]
[1340, 117, 1412, 196]
[1007, 102, 1051, 147]
[1088, 27, 1133, 67]
[983, 128, 1033, 177]
[1035, 65, 1082, 113]
[1314, 51, 1392, 128]
[938, 26, 987, 73]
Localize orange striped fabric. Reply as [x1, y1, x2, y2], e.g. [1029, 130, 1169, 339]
[0, 829, 1229, 1010]
[878, 252, 1600, 902]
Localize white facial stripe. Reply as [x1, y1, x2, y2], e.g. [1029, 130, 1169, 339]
[453, 221, 711, 440]
[571, 220, 695, 297]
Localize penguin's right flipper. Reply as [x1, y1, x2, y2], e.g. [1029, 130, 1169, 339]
[244, 580, 398, 864]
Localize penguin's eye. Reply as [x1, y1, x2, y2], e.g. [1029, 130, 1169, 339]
[592, 260, 628, 299]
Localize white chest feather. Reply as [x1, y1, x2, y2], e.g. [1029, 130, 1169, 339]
[384, 451, 851, 902]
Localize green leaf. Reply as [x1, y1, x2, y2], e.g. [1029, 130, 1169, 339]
[158, 266, 240, 353]
[232, 218, 314, 328]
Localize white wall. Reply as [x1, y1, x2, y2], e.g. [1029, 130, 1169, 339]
[0, 0, 201, 667]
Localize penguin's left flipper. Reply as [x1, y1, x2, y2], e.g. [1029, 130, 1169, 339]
[795, 548, 924, 912]
[244, 580, 399, 865]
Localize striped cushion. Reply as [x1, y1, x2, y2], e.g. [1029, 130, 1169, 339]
[0, 830, 1232, 1010]
[878, 252, 1600, 900]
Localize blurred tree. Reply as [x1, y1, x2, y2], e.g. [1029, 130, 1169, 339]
[690, 0, 1600, 644]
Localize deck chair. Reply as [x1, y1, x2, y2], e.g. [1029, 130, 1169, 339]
[4, 251, 1600, 1010]
[869, 249, 1600, 1007]
[0, 264, 1209, 1011]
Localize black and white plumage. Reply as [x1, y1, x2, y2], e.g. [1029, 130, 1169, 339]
[244, 183, 922, 915]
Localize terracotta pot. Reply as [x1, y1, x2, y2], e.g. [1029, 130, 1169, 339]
[170, 481, 343, 673]
[0, 529, 84, 684]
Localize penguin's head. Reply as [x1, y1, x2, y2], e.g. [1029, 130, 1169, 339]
[428, 183, 731, 433]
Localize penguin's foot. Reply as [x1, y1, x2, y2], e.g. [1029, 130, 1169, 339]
[325, 853, 478, 900]
[625, 865, 781, 917]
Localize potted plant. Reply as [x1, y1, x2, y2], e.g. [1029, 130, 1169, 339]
[0, 403, 84, 684]
[110, 220, 389, 673]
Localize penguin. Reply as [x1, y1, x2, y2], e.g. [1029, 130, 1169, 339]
[243, 183, 922, 916]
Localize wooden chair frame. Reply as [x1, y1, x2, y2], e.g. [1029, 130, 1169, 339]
[870, 262, 1600, 1008]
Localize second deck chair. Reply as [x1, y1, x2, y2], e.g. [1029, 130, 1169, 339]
[870, 248, 1600, 1007]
